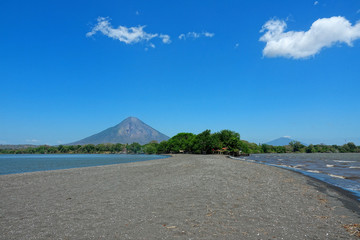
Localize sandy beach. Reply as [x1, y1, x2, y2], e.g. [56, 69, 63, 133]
[0, 154, 359, 239]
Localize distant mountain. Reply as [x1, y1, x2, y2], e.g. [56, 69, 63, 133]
[266, 137, 308, 146]
[69, 117, 170, 145]
[0, 144, 37, 150]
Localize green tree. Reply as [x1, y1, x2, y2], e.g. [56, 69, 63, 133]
[58, 145, 68, 153]
[127, 143, 142, 154]
[289, 141, 305, 152]
[306, 144, 315, 153]
[167, 133, 195, 153]
[261, 144, 271, 153]
[346, 142, 356, 152]
[215, 130, 241, 152]
[143, 141, 159, 154]
[239, 141, 250, 153]
[96, 144, 108, 153]
[82, 144, 96, 153]
[157, 141, 169, 154]
[274, 146, 286, 153]
[193, 130, 215, 154]
[245, 142, 262, 153]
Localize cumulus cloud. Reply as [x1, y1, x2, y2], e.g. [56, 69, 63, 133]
[203, 32, 215, 37]
[86, 17, 171, 47]
[178, 31, 215, 40]
[160, 34, 171, 44]
[260, 16, 360, 59]
[314, 1, 319, 5]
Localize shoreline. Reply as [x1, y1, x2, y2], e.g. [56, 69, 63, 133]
[0, 154, 170, 176]
[236, 157, 360, 214]
[229, 155, 360, 204]
[1, 154, 359, 239]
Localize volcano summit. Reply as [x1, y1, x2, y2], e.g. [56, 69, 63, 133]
[69, 117, 170, 145]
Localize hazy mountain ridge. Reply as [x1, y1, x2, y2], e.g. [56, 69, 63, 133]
[69, 117, 170, 145]
[266, 137, 308, 146]
[0, 144, 37, 150]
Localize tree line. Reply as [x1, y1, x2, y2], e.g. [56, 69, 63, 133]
[0, 129, 359, 154]
[256, 141, 359, 154]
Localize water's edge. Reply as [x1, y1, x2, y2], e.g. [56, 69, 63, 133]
[230, 156, 360, 204]
[0, 154, 170, 175]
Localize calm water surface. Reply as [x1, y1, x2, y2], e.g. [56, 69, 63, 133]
[234, 153, 360, 200]
[0, 154, 169, 175]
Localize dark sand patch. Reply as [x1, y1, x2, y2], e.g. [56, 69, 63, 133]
[0, 154, 359, 239]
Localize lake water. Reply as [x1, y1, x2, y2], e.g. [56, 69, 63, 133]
[233, 153, 360, 200]
[0, 154, 169, 175]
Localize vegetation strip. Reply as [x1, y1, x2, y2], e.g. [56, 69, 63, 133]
[1, 130, 359, 154]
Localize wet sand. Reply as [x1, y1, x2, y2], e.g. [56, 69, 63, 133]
[0, 154, 359, 239]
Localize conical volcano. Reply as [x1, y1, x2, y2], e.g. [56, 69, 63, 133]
[69, 117, 170, 145]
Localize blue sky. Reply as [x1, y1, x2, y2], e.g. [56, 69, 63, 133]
[1, 0, 360, 145]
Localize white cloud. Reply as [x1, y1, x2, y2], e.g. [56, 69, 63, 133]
[86, 17, 171, 47]
[160, 34, 171, 44]
[178, 31, 215, 40]
[26, 139, 40, 143]
[179, 32, 199, 39]
[314, 1, 319, 6]
[203, 32, 215, 38]
[235, 43, 240, 48]
[260, 16, 360, 59]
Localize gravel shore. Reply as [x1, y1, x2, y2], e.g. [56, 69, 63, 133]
[0, 154, 359, 239]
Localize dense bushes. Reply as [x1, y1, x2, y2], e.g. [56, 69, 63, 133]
[0, 143, 125, 154]
[256, 142, 360, 154]
[154, 130, 243, 154]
